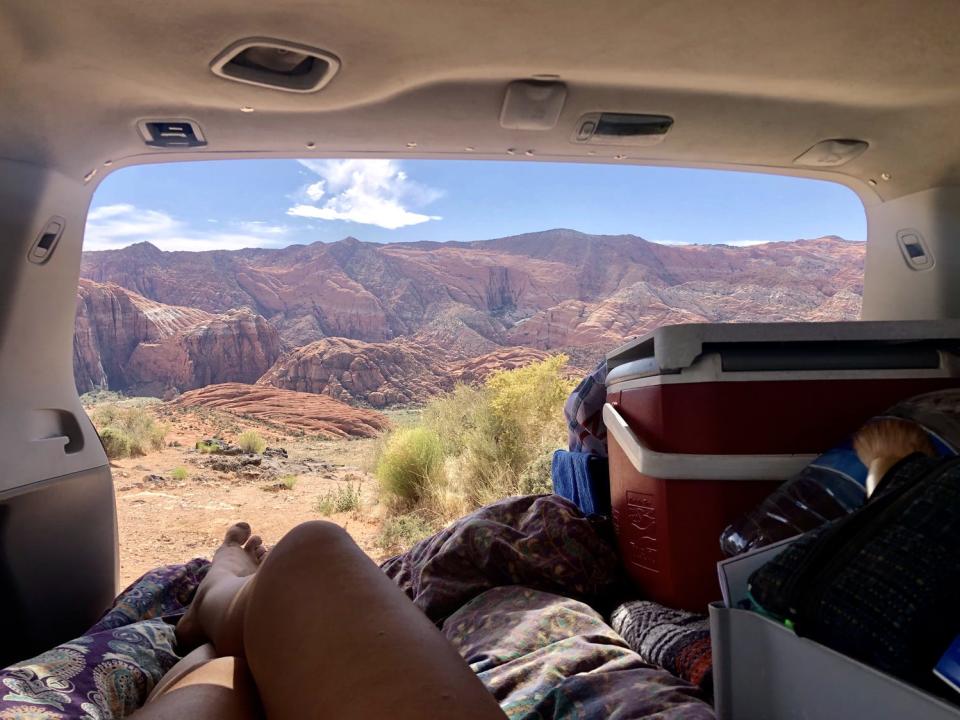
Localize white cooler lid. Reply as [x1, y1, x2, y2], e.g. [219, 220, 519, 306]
[606, 320, 960, 376]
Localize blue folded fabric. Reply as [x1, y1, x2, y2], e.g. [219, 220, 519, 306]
[551, 450, 610, 517]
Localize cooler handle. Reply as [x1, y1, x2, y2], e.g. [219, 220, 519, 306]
[602, 403, 817, 481]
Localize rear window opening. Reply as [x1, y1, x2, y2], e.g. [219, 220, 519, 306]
[77, 158, 866, 584]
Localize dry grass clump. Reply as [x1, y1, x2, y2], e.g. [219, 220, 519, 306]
[376, 512, 435, 554]
[237, 430, 266, 454]
[316, 482, 362, 515]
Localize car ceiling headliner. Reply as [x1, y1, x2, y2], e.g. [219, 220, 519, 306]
[1, 0, 958, 201]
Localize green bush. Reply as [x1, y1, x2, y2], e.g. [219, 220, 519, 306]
[237, 430, 266, 454]
[316, 483, 362, 515]
[281, 475, 298, 490]
[421, 384, 486, 456]
[374, 355, 573, 523]
[195, 440, 219, 454]
[171, 466, 188, 481]
[375, 427, 445, 509]
[450, 355, 572, 506]
[93, 405, 167, 459]
[517, 449, 555, 496]
[99, 427, 132, 459]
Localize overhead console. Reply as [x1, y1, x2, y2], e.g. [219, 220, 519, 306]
[571, 112, 673, 146]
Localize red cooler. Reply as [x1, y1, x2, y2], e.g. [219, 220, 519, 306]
[604, 320, 960, 612]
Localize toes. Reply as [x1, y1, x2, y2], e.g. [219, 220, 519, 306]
[224, 522, 252, 546]
[244, 535, 268, 564]
[244, 535, 262, 554]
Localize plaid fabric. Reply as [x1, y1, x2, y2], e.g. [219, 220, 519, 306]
[564, 359, 608, 457]
[610, 600, 713, 695]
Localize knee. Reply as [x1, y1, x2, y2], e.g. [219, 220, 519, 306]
[272, 520, 351, 556]
[288, 519, 349, 542]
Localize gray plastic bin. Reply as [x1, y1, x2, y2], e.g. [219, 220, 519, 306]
[710, 603, 960, 720]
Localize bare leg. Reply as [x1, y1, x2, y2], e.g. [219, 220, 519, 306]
[134, 655, 261, 720]
[136, 522, 505, 720]
[241, 521, 505, 719]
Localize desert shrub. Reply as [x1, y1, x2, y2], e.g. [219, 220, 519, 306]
[517, 449, 555, 496]
[373, 355, 573, 526]
[237, 430, 266, 454]
[281, 475, 298, 490]
[375, 427, 445, 509]
[171, 466, 188, 481]
[454, 355, 572, 505]
[195, 440, 219, 454]
[376, 512, 436, 553]
[316, 483, 362, 515]
[92, 405, 167, 459]
[421, 384, 487, 456]
[99, 427, 131, 459]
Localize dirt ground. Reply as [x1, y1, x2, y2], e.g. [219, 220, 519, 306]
[97, 400, 399, 588]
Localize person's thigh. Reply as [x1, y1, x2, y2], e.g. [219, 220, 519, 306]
[133, 655, 262, 720]
[243, 521, 506, 720]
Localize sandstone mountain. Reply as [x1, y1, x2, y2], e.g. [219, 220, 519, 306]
[77, 230, 865, 403]
[80, 230, 864, 351]
[75, 279, 281, 396]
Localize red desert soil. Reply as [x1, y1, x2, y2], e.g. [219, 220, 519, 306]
[175, 382, 390, 438]
[106, 400, 398, 588]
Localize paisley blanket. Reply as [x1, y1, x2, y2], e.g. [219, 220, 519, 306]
[0, 559, 209, 719]
[444, 586, 714, 719]
[1, 495, 713, 719]
[381, 494, 627, 624]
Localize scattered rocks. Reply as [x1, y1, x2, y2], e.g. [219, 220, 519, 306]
[196, 437, 244, 455]
[260, 482, 289, 493]
[263, 446, 288, 459]
[207, 454, 261, 473]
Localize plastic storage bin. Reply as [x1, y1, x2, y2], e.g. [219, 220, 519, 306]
[710, 604, 960, 720]
[605, 320, 960, 611]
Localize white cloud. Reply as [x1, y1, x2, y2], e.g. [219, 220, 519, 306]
[288, 159, 442, 229]
[722, 239, 774, 247]
[650, 239, 694, 246]
[84, 204, 291, 252]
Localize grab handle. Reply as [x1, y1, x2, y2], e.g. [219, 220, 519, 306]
[602, 403, 816, 481]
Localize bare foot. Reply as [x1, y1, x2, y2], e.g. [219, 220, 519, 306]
[177, 522, 267, 653]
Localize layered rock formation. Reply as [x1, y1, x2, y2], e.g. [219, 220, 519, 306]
[74, 280, 281, 396]
[449, 347, 556, 385]
[74, 279, 212, 393]
[258, 337, 457, 408]
[81, 231, 864, 351]
[175, 383, 389, 438]
[78, 231, 865, 402]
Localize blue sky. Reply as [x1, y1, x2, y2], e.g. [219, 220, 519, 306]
[86, 159, 867, 252]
